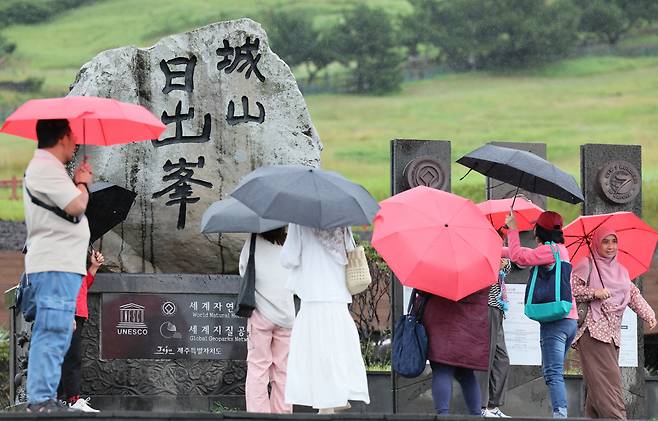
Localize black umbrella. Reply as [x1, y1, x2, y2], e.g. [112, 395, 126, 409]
[231, 165, 380, 229]
[86, 182, 137, 243]
[457, 144, 584, 205]
[200, 197, 287, 234]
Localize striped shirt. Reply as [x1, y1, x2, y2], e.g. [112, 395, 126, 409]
[488, 259, 511, 310]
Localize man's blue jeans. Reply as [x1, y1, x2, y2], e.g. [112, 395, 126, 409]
[26, 272, 82, 404]
[539, 318, 577, 418]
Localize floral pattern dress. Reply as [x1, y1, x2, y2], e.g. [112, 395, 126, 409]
[571, 274, 655, 348]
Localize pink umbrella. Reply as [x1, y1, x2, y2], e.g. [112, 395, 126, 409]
[372, 186, 502, 301]
[0, 96, 165, 147]
[563, 211, 658, 280]
[477, 197, 544, 231]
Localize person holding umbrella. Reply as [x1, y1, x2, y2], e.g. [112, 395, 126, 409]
[476, 196, 543, 418]
[200, 196, 293, 413]
[478, 227, 512, 418]
[280, 224, 370, 413]
[22, 119, 92, 413]
[421, 284, 490, 416]
[238, 227, 295, 414]
[230, 165, 377, 413]
[372, 187, 504, 416]
[58, 249, 104, 412]
[504, 211, 578, 418]
[570, 225, 656, 419]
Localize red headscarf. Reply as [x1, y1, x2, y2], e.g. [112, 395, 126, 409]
[571, 224, 631, 321]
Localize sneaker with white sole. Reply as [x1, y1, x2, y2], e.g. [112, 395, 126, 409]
[70, 397, 100, 412]
[27, 399, 79, 413]
[483, 407, 510, 418]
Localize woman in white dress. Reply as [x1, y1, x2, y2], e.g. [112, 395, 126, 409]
[280, 224, 370, 413]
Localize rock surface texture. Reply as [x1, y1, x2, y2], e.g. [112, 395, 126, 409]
[69, 18, 322, 273]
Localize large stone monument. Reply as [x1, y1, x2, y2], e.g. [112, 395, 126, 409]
[69, 18, 322, 273]
[7, 19, 323, 411]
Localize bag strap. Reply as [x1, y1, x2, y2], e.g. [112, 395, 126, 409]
[343, 227, 356, 250]
[245, 233, 257, 279]
[416, 293, 428, 321]
[407, 289, 428, 321]
[24, 185, 81, 224]
[527, 266, 538, 304]
[586, 257, 593, 287]
[526, 242, 561, 304]
[547, 243, 562, 302]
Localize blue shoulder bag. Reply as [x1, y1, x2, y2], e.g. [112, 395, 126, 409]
[524, 243, 573, 322]
[392, 289, 428, 378]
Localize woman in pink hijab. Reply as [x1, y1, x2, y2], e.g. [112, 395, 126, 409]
[571, 225, 656, 419]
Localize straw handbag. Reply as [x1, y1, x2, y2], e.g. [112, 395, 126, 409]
[346, 235, 372, 295]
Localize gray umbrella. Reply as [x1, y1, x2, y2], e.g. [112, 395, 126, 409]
[457, 144, 584, 204]
[200, 197, 287, 319]
[231, 165, 380, 229]
[200, 197, 287, 234]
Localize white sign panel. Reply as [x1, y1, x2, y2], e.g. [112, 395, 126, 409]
[503, 284, 542, 365]
[618, 306, 638, 367]
[502, 284, 638, 367]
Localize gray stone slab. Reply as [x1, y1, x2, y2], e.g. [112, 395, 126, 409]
[389, 139, 451, 413]
[580, 143, 645, 418]
[648, 377, 658, 418]
[482, 142, 579, 417]
[91, 272, 240, 294]
[581, 144, 642, 216]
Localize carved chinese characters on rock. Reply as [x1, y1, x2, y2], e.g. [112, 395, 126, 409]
[152, 157, 213, 230]
[153, 54, 213, 229]
[68, 19, 323, 273]
[227, 96, 264, 125]
[217, 37, 267, 126]
[153, 37, 268, 230]
[216, 37, 265, 81]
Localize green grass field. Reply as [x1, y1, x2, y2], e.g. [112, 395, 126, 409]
[1, 0, 658, 228]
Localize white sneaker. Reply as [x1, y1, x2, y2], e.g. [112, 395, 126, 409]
[69, 397, 100, 412]
[483, 407, 510, 418]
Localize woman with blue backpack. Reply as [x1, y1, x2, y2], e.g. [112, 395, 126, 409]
[503, 211, 578, 419]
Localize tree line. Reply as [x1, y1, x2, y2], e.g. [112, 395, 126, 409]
[265, 0, 658, 94]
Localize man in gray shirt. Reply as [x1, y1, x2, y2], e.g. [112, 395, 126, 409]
[23, 119, 92, 413]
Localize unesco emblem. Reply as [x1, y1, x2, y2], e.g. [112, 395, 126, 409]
[116, 303, 148, 335]
[403, 156, 447, 189]
[597, 160, 640, 204]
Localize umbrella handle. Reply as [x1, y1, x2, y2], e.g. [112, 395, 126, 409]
[585, 240, 606, 289]
[510, 174, 523, 209]
[82, 119, 88, 163]
[458, 167, 474, 181]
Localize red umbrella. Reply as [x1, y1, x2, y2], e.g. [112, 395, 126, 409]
[476, 197, 544, 231]
[371, 186, 502, 301]
[563, 211, 658, 280]
[0, 96, 165, 146]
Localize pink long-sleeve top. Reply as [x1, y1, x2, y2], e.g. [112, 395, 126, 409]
[502, 230, 578, 320]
